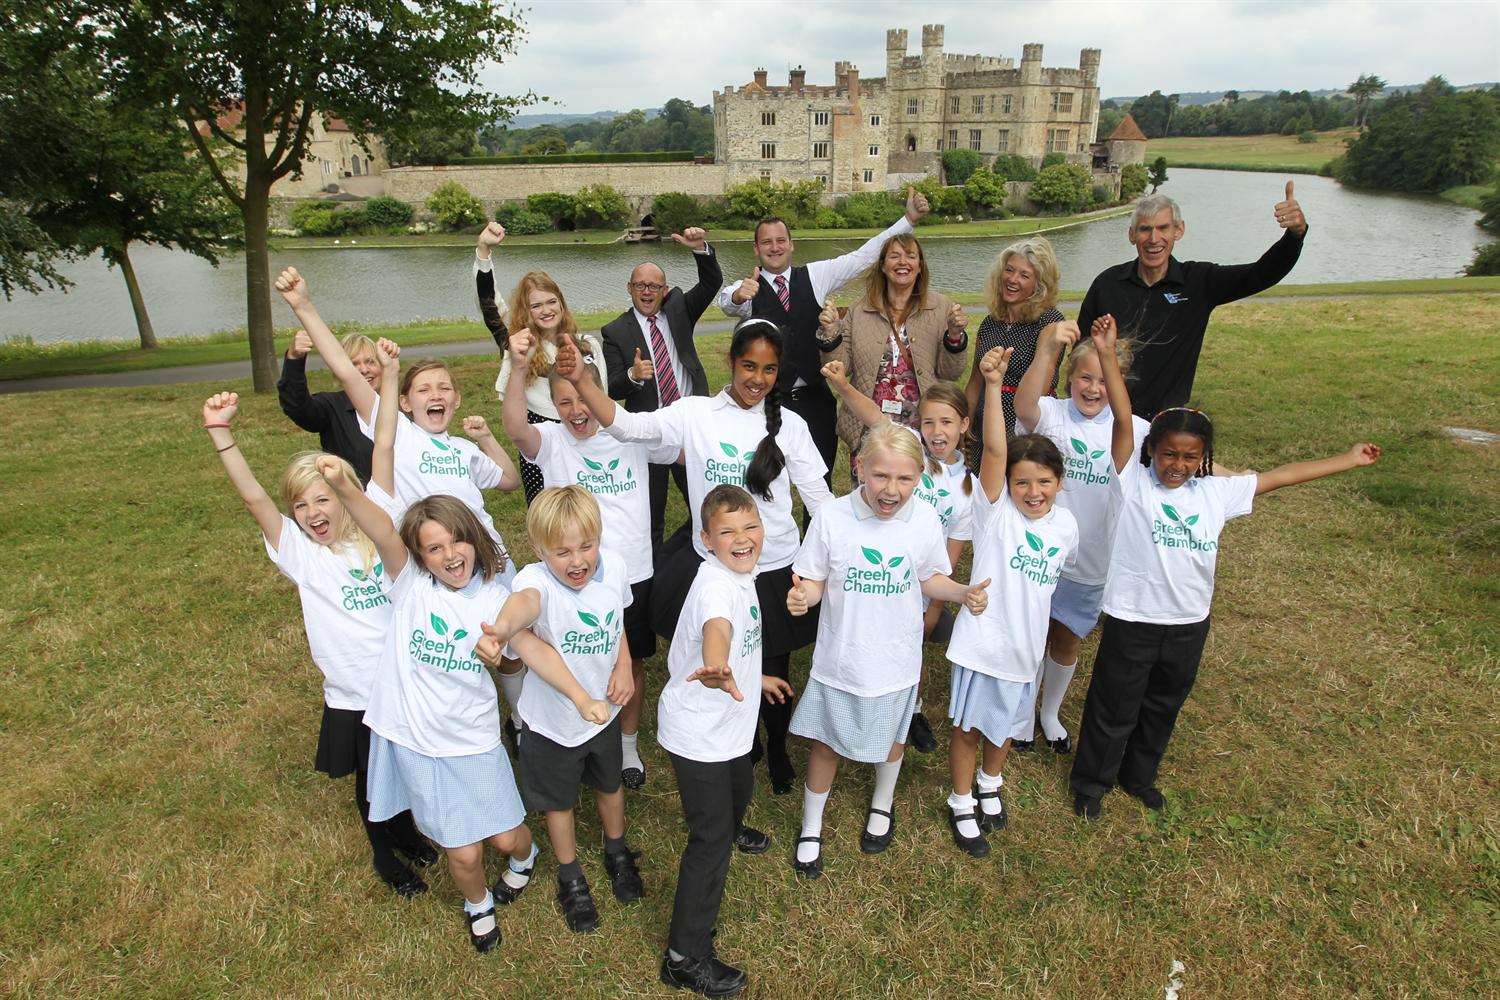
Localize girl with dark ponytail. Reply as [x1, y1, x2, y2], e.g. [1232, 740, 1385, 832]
[558, 317, 835, 801]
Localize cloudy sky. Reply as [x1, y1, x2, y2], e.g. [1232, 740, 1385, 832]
[478, 0, 1499, 114]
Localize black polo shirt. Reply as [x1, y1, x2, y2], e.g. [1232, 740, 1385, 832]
[1077, 228, 1306, 417]
[277, 355, 374, 485]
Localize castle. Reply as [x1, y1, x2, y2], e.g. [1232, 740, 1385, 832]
[713, 24, 1104, 194]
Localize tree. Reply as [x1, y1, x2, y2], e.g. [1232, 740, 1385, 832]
[1477, 184, 1500, 234]
[1348, 74, 1386, 129]
[1165, 93, 1181, 136]
[963, 167, 1008, 217]
[1029, 163, 1092, 213]
[383, 98, 482, 166]
[1148, 156, 1169, 192]
[1120, 163, 1148, 199]
[0, 205, 68, 300]
[1223, 90, 1240, 104]
[941, 148, 983, 185]
[97, 1, 530, 391]
[1336, 85, 1500, 193]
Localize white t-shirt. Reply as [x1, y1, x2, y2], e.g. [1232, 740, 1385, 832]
[914, 453, 976, 541]
[510, 557, 629, 747]
[362, 564, 511, 757]
[529, 422, 678, 585]
[604, 390, 833, 570]
[1102, 463, 1256, 625]
[264, 516, 393, 711]
[656, 555, 763, 763]
[946, 492, 1079, 682]
[794, 492, 949, 697]
[1022, 395, 1151, 586]
[359, 397, 507, 550]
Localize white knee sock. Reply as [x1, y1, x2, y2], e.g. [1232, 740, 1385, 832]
[1039, 655, 1077, 741]
[621, 730, 643, 773]
[798, 786, 829, 863]
[866, 757, 904, 836]
[464, 889, 496, 934]
[498, 665, 526, 713]
[976, 767, 1004, 821]
[947, 790, 981, 839]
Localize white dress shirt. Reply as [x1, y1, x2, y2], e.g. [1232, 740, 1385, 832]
[629, 306, 695, 401]
[716, 215, 916, 318]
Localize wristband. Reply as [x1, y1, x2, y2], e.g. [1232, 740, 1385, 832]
[203, 422, 231, 429]
[216, 442, 237, 453]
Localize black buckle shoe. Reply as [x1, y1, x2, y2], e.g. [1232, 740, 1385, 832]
[659, 950, 748, 997]
[603, 847, 645, 903]
[792, 836, 824, 879]
[859, 807, 896, 854]
[733, 825, 771, 855]
[393, 837, 439, 868]
[1072, 793, 1102, 820]
[907, 711, 937, 753]
[947, 808, 990, 858]
[466, 904, 501, 953]
[1124, 785, 1165, 811]
[556, 875, 599, 933]
[1045, 732, 1073, 755]
[975, 788, 1007, 832]
[376, 860, 428, 898]
[1010, 738, 1034, 753]
[621, 765, 646, 790]
[492, 855, 535, 906]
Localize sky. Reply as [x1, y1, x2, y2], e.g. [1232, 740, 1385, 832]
[477, 0, 1500, 114]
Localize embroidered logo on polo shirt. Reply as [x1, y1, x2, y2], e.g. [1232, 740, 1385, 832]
[843, 546, 914, 596]
[1152, 504, 1216, 551]
[706, 441, 755, 486]
[563, 608, 620, 656]
[409, 613, 483, 673]
[1008, 531, 1062, 586]
[1162, 292, 1189, 304]
[342, 561, 390, 612]
[577, 456, 637, 496]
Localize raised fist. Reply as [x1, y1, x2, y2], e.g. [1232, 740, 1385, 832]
[375, 337, 400, 372]
[203, 391, 238, 426]
[461, 415, 493, 441]
[946, 302, 967, 335]
[819, 301, 841, 332]
[286, 329, 313, 360]
[979, 346, 1013, 384]
[905, 186, 930, 223]
[477, 221, 506, 249]
[508, 328, 536, 361]
[820, 360, 849, 389]
[1052, 320, 1081, 350]
[274, 267, 309, 309]
[671, 227, 708, 251]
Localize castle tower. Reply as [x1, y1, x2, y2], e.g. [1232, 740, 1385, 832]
[886, 28, 907, 75]
[1020, 43, 1043, 85]
[1079, 48, 1100, 87]
[920, 23, 945, 88]
[1079, 49, 1102, 142]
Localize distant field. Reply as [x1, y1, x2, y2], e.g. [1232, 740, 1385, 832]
[1150, 129, 1359, 173]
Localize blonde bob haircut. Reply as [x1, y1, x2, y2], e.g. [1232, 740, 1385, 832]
[279, 451, 378, 573]
[339, 332, 377, 364]
[984, 236, 1060, 325]
[399, 495, 507, 579]
[526, 485, 603, 553]
[1065, 336, 1137, 383]
[856, 420, 929, 478]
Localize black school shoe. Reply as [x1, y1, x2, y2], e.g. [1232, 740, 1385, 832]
[556, 875, 600, 933]
[907, 711, 937, 753]
[767, 750, 795, 796]
[1123, 785, 1166, 811]
[792, 836, 824, 879]
[492, 856, 535, 906]
[659, 950, 748, 997]
[1072, 793, 1102, 820]
[947, 808, 991, 858]
[376, 861, 428, 898]
[392, 837, 439, 868]
[466, 904, 501, 953]
[976, 788, 1007, 832]
[621, 764, 646, 790]
[733, 825, 771, 855]
[1010, 738, 1034, 753]
[603, 847, 645, 903]
[859, 807, 896, 854]
[1045, 732, 1073, 755]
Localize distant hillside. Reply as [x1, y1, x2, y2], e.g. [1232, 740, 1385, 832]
[511, 108, 661, 127]
[1107, 81, 1497, 106]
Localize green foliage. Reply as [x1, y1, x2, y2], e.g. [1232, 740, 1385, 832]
[1096, 104, 1125, 142]
[1297, 131, 1317, 144]
[288, 202, 343, 236]
[425, 181, 486, 232]
[494, 202, 551, 235]
[1149, 156, 1169, 191]
[1464, 241, 1500, 276]
[991, 154, 1037, 182]
[570, 183, 629, 228]
[0, 206, 67, 298]
[453, 150, 695, 165]
[1336, 81, 1500, 194]
[941, 148, 983, 185]
[1029, 163, 1093, 213]
[479, 99, 716, 158]
[724, 180, 778, 222]
[911, 177, 967, 222]
[1127, 87, 1358, 138]
[362, 196, 414, 230]
[1120, 162, 1148, 199]
[833, 191, 904, 229]
[1477, 184, 1500, 233]
[723, 179, 824, 226]
[526, 192, 578, 228]
[1091, 183, 1113, 207]
[1041, 152, 1068, 169]
[963, 167, 1009, 217]
[382, 105, 480, 166]
[522, 134, 566, 156]
[649, 192, 704, 236]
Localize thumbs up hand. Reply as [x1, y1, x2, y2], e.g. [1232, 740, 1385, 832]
[630, 346, 655, 382]
[785, 573, 810, 617]
[731, 266, 761, 305]
[962, 577, 991, 616]
[1274, 180, 1306, 236]
[671, 227, 707, 251]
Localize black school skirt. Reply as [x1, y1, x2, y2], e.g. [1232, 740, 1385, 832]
[314, 704, 371, 779]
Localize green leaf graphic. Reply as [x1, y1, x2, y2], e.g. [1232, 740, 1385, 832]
[1185, 514, 1200, 526]
[373, 562, 384, 578]
[888, 556, 905, 569]
[1090, 449, 1106, 459]
[582, 457, 603, 471]
[605, 610, 615, 625]
[429, 437, 450, 451]
[904, 566, 912, 581]
[861, 546, 883, 566]
[1025, 531, 1043, 552]
[452, 629, 469, 642]
[937, 488, 950, 498]
[750, 606, 760, 620]
[921, 473, 933, 488]
[719, 441, 738, 458]
[430, 613, 448, 637]
[1046, 546, 1059, 557]
[608, 458, 620, 471]
[1071, 438, 1088, 455]
[1162, 504, 1181, 523]
[742, 449, 756, 462]
[578, 611, 600, 628]
[625, 468, 632, 478]
[349, 568, 366, 581]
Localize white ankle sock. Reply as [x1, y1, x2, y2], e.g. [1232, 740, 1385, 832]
[499, 666, 526, 713]
[465, 890, 496, 934]
[621, 730, 643, 773]
[1039, 655, 1077, 741]
[798, 786, 829, 863]
[947, 790, 981, 839]
[975, 768, 1004, 820]
[499, 842, 538, 890]
[866, 757, 903, 836]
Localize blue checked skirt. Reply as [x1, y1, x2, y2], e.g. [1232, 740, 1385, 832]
[1049, 576, 1105, 640]
[789, 679, 919, 763]
[948, 664, 1036, 748]
[366, 733, 526, 849]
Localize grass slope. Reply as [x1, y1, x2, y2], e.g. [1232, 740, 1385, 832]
[1149, 129, 1359, 173]
[0, 294, 1495, 996]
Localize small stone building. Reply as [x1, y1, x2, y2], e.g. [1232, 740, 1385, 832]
[1094, 113, 1148, 169]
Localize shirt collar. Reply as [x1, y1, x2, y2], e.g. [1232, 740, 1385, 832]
[542, 551, 607, 591]
[1123, 255, 1185, 288]
[710, 387, 764, 414]
[852, 485, 915, 522]
[702, 551, 759, 587]
[633, 306, 665, 327]
[1066, 397, 1111, 426]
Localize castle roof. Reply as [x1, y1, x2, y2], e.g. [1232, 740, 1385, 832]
[1107, 114, 1147, 142]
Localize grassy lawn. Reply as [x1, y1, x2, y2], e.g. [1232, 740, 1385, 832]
[1150, 129, 1359, 173]
[0, 293, 1494, 996]
[1440, 184, 1490, 210]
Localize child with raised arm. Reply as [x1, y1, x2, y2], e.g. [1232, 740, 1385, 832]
[943, 346, 1080, 857]
[200, 376, 433, 898]
[325, 348, 608, 954]
[471, 485, 644, 935]
[1069, 318, 1381, 820]
[784, 422, 989, 878]
[501, 330, 678, 790]
[656, 485, 794, 999]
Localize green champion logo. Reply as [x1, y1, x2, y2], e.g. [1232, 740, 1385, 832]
[341, 561, 389, 612]
[408, 612, 481, 673]
[750, 606, 759, 620]
[1070, 437, 1107, 461]
[1152, 504, 1215, 552]
[563, 608, 619, 656]
[1160, 504, 1200, 529]
[915, 475, 955, 525]
[741, 603, 762, 655]
[1063, 438, 1111, 486]
[419, 436, 467, 478]
[705, 441, 755, 486]
[576, 456, 635, 496]
[845, 546, 913, 595]
[429, 613, 468, 642]
[1009, 530, 1062, 586]
[348, 561, 385, 583]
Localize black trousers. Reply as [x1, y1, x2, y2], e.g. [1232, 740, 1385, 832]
[782, 383, 838, 486]
[1069, 615, 1211, 800]
[648, 461, 692, 557]
[666, 751, 754, 960]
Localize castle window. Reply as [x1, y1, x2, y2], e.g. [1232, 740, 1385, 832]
[906, 98, 918, 116]
[862, 168, 873, 183]
[1046, 128, 1071, 153]
[972, 95, 984, 114]
[969, 129, 982, 151]
[815, 174, 828, 188]
[761, 142, 776, 159]
[868, 144, 879, 157]
[762, 111, 777, 126]
[948, 96, 960, 115]
[1002, 95, 1013, 114]
[1051, 92, 1073, 114]
[760, 169, 772, 181]
[997, 129, 1010, 152]
[814, 111, 830, 126]
[813, 141, 830, 159]
[947, 129, 958, 149]
[869, 114, 881, 127]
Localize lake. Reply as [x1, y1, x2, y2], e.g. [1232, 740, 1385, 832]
[1, 169, 1486, 345]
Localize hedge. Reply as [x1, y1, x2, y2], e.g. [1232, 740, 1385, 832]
[447, 150, 697, 165]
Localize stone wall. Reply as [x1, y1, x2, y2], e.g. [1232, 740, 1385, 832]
[382, 162, 730, 221]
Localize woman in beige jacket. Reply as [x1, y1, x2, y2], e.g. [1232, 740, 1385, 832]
[815, 232, 971, 453]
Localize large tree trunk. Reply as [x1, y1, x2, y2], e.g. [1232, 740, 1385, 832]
[242, 176, 276, 392]
[114, 242, 157, 350]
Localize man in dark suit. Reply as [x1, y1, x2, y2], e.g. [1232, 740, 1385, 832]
[600, 226, 720, 553]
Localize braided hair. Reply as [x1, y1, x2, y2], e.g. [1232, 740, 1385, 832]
[1141, 407, 1215, 478]
[732, 318, 788, 501]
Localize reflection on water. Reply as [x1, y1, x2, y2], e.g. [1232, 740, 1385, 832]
[1, 169, 1484, 344]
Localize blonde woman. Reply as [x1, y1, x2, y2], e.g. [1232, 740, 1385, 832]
[494, 270, 609, 503]
[964, 237, 1065, 464]
[279, 328, 382, 484]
